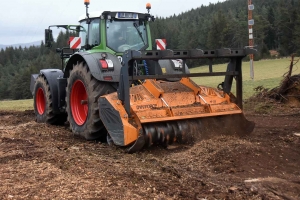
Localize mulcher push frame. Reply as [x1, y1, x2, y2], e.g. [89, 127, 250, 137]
[118, 48, 256, 116]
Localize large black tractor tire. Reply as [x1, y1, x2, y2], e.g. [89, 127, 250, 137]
[66, 62, 116, 140]
[33, 75, 66, 125]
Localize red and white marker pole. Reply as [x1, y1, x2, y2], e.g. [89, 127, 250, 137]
[248, 0, 254, 79]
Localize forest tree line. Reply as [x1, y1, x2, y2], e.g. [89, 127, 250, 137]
[150, 0, 300, 57]
[0, 0, 299, 100]
[0, 31, 74, 100]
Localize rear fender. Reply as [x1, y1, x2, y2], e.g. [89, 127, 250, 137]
[30, 74, 39, 95]
[158, 59, 190, 81]
[140, 60, 163, 75]
[38, 69, 64, 113]
[64, 52, 122, 82]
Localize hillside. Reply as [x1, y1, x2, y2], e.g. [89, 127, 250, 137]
[150, 0, 300, 59]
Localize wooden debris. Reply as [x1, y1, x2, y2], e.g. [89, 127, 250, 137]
[244, 178, 260, 183]
[228, 186, 238, 193]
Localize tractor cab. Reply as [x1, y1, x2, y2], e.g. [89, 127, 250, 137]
[78, 11, 154, 53]
[44, 1, 155, 57]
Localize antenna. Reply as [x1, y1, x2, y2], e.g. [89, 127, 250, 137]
[248, 0, 254, 79]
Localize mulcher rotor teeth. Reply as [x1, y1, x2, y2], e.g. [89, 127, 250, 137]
[128, 114, 255, 153]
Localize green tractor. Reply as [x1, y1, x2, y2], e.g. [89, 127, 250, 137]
[31, 1, 156, 139]
[30, 0, 255, 152]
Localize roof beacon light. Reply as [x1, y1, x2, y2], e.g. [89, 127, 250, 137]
[84, 0, 90, 24]
[146, 3, 151, 13]
[84, 0, 90, 6]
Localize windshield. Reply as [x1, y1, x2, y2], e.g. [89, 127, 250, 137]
[106, 20, 148, 52]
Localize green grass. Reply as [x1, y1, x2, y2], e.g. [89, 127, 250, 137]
[0, 99, 33, 111]
[190, 58, 300, 99]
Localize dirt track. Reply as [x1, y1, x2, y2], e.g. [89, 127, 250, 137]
[0, 109, 300, 199]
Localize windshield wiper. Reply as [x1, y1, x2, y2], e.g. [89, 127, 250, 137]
[133, 22, 146, 46]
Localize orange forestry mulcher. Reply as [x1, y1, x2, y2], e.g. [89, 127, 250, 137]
[99, 49, 256, 152]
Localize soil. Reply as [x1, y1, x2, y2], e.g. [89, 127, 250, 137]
[0, 107, 300, 199]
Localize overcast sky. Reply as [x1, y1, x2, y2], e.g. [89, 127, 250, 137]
[0, 0, 225, 45]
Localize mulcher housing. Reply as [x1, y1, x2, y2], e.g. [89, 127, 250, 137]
[99, 48, 256, 152]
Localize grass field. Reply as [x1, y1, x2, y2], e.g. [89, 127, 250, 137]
[0, 99, 33, 111]
[0, 58, 299, 111]
[191, 57, 300, 99]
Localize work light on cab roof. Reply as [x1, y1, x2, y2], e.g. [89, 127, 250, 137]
[84, 0, 90, 6]
[146, 3, 151, 13]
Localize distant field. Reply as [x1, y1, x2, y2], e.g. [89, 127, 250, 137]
[0, 58, 299, 111]
[191, 58, 300, 99]
[0, 99, 33, 111]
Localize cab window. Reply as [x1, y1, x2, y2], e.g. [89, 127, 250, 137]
[79, 22, 88, 47]
[88, 19, 100, 46]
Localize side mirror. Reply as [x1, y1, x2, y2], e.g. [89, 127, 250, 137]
[45, 29, 54, 47]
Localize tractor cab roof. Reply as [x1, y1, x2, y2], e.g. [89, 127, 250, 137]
[78, 11, 102, 21]
[78, 11, 153, 22]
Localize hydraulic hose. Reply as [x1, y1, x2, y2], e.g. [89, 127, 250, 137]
[143, 60, 149, 75]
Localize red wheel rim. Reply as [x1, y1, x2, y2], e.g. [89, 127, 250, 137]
[36, 88, 46, 115]
[71, 80, 88, 126]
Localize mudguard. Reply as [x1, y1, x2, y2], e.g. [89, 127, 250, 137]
[64, 52, 122, 82]
[158, 59, 190, 81]
[39, 69, 64, 113]
[30, 74, 39, 94]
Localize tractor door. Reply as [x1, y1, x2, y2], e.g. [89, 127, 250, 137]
[79, 18, 100, 49]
